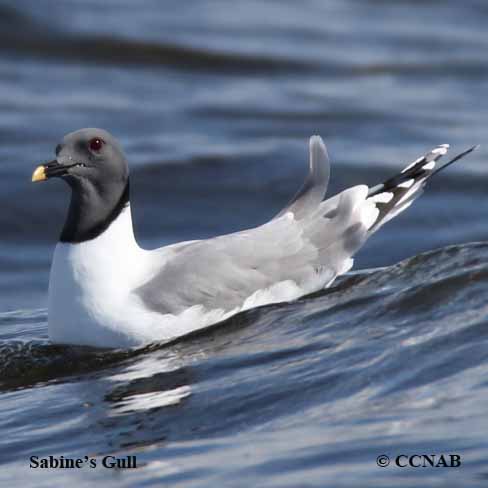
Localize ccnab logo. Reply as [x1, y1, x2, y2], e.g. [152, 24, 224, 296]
[395, 454, 461, 468]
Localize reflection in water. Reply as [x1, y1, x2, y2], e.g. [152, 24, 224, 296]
[112, 386, 192, 415]
[106, 353, 193, 415]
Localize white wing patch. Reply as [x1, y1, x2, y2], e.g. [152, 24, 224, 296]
[398, 178, 415, 189]
[370, 192, 394, 204]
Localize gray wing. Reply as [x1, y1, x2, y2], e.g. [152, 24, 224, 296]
[135, 136, 377, 316]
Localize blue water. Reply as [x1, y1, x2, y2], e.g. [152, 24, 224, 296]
[1, 1, 488, 486]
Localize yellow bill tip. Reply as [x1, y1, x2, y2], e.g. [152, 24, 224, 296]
[32, 165, 47, 182]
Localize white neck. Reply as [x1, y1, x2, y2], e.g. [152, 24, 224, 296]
[76, 204, 140, 259]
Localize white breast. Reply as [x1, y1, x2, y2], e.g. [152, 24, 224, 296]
[48, 207, 156, 347]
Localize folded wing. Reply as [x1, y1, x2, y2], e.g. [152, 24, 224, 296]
[136, 137, 376, 315]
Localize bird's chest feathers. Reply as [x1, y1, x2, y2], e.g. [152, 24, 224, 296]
[49, 209, 145, 324]
[52, 242, 127, 299]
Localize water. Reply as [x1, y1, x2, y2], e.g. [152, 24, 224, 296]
[1, 0, 487, 486]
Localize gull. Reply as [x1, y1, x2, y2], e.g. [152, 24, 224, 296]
[32, 129, 477, 348]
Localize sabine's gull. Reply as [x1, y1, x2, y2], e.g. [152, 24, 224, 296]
[32, 129, 477, 348]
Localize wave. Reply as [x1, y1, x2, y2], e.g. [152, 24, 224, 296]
[2, 241, 488, 390]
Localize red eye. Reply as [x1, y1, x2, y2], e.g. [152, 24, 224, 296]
[89, 138, 104, 152]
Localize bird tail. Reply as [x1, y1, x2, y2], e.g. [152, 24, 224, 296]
[366, 144, 479, 233]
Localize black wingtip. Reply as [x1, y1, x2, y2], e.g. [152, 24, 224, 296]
[431, 144, 480, 177]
